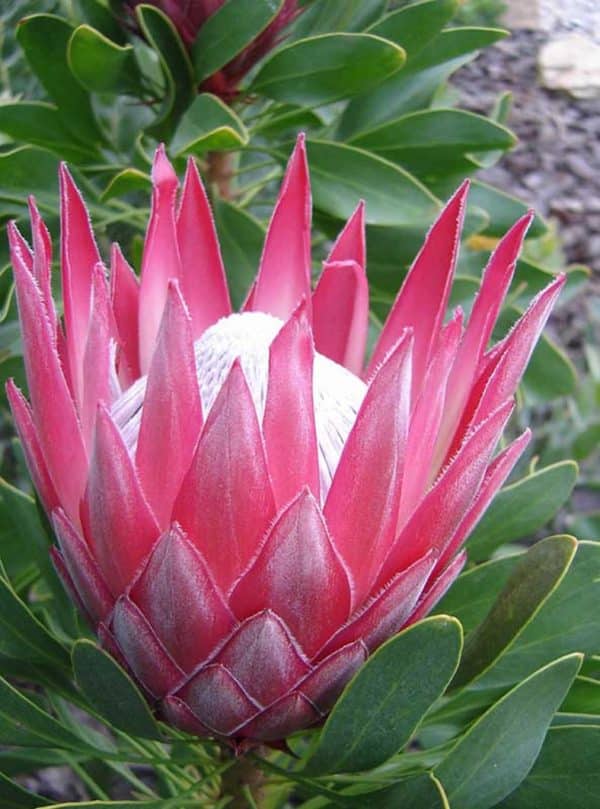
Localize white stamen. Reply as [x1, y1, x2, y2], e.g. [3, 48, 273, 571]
[111, 312, 367, 501]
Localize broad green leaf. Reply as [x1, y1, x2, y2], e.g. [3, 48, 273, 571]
[0, 146, 60, 210]
[213, 199, 264, 309]
[192, 0, 284, 81]
[76, 0, 127, 43]
[101, 168, 152, 202]
[498, 725, 600, 808]
[474, 541, 600, 689]
[251, 33, 405, 106]
[471, 90, 513, 168]
[0, 575, 69, 669]
[524, 330, 577, 401]
[0, 478, 49, 582]
[467, 462, 578, 560]
[252, 104, 324, 137]
[291, 0, 388, 37]
[435, 555, 520, 634]
[72, 640, 161, 739]
[348, 108, 515, 176]
[452, 536, 577, 689]
[16, 14, 103, 145]
[435, 654, 582, 809]
[304, 615, 462, 774]
[0, 102, 97, 161]
[560, 676, 600, 715]
[68, 25, 142, 94]
[135, 5, 195, 140]
[467, 179, 547, 238]
[368, 0, 458, 59]
[339, 27, 507, 137]
[510, 258, 588, 308]
[0, 677, 93, 750]
[171, 93, 248, 156]
[573, 422, 600, 461]
[306, 140, 439, 227]
[0, 771, 51, 807]
[343, 774, 449, 807]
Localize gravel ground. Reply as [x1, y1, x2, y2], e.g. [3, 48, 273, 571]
[539, 0, 600, 43]
[453, 28, 600, 276]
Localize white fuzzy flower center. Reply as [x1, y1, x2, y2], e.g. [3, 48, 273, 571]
[112, 312, 367, 500]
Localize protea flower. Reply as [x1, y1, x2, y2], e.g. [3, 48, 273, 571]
[124, 0, 302, 99]
[7, 136, 563, 744]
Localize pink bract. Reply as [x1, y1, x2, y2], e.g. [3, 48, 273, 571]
[7, 135, 564, 744]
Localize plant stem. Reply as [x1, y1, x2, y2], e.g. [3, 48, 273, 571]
[207, 151, 235, 200]
[220, 750, 268, 808]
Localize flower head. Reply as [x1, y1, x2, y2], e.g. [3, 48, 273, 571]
[124, 0, 302, 99]
[7, 136, 564, 743]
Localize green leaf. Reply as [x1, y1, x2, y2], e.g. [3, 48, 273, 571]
[345, 774, 449, 808]
[0, 677, 93, 750]
[368, 0, 458, 59]
[474, 541, 600, 690]
[135, 4, 195, 140]
[304, 615, 463, 774]
[0, 575, 69, 669]
[171, 93, 249, 156]
[0, 146, 59, 210]
[192, 0, 284, 81]
[435, 654, 583, 809]
[72, 640, 161, 739]
[435, 554, 520, 634]
[524, 330, 577, 401]
[0, 771, 51, 807]
[452, 536, 577, 689]
[101, 168, 152, 202]
[213, 198, 265, 309]
[471, 90, 513, 168]
[498, 725, 600, 808]
[35, 803, 176, 809]
[348, 108, 515, 176]
[306, 139, 439, 227]
[0, 102, 97, 162]
[252, 104, 324, 137]
[573, 422, 600, 461]
[16, 14, 103, 145]
[467, 179, 547, 238]
[291, 0, 388, 37]
[76, 0, 127, 43]
[467, 462, 578, 560]
[68, 25, 142, 94]
[339, 26, 507, 137]
[250, 33, 405, 106]
[0, 477, 49, 574]
[561, 676, 600, 715]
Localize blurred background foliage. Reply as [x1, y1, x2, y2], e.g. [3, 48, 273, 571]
[0, 1, 598, 805]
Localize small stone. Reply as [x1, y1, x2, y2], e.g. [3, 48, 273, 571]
[565, 153, 596, 181]
[539, 34, 600, 98]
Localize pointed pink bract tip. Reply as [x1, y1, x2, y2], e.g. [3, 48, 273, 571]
[152, 144, 178, 187]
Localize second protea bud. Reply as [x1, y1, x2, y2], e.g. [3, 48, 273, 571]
[124, 0, 302, 99]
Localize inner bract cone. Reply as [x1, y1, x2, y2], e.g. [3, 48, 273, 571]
[7, 134, 564, 743]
